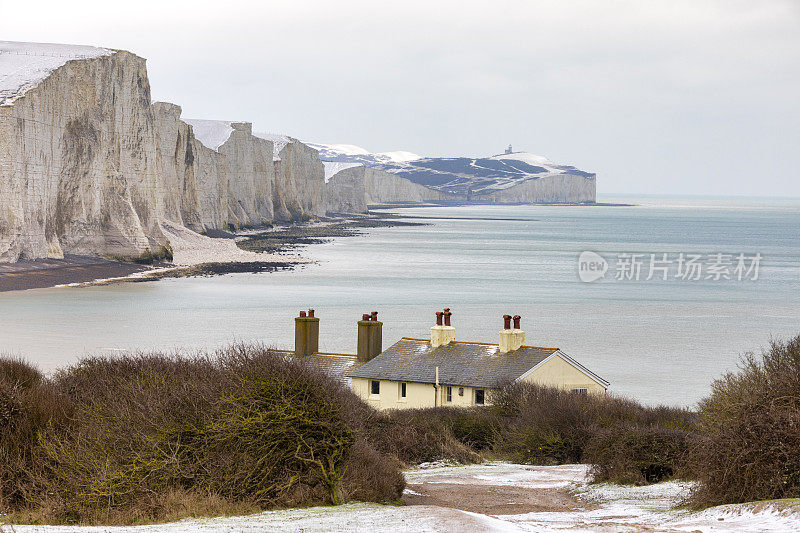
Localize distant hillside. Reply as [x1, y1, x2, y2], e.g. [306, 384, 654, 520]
[310, 143, 595, 197]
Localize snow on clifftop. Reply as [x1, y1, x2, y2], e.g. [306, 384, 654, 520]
[0, 41, 112, 105]
[254, 132, 293, 160]
[183, 119, 235, 152]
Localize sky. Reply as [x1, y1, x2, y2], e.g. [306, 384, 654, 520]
[1, 0, 798, 196]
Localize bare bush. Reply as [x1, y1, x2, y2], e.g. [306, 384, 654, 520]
[688, 335, 800, 507]
[0, 346, 404, 525]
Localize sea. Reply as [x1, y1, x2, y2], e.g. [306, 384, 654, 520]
[1, 194, 798, 407]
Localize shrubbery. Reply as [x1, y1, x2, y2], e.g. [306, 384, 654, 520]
[585, 426, 692, 484]
[688, 335, 800, 507]
[489, 382, 694, 482]
[0, 347, 404, 525]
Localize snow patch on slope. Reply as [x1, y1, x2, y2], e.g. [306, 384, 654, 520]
[183, 119, 234, 151]
[312, 143, 371, 156]
[323, 161, 362, 183]
[0, 41, 112, 105]
[491, 152, 555, 166]
[377, 150, 421, 163]
[308, 142, 422, 165]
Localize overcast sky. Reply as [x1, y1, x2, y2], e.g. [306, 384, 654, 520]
[2, 0, 798, 196]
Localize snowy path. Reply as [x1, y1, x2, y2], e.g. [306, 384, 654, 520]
[5, 463, 800, 532]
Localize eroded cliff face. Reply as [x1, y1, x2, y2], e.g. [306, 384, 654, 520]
[484, 174, 596, 204]
[325, 166, 368, 214]
[271, 138, 326, 221]
[324, 166, 455, 213]
[216, 123, 276, 228]
[151, 102, 204, 232]
[0, 51, 169, 262]
[363, 168, 455, 205]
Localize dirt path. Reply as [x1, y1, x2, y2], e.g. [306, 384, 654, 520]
[403, 480, 585, 516]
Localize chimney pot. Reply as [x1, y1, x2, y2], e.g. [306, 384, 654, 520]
[371, 311, 378, 321]
[500, 314, 524, 353]
[431, 309, 455, 347]
[362, 313, 370, 321]
[299, 310, 306, 317]
[308, 309, 315, 318]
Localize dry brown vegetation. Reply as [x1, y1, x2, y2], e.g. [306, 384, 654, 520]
[0, 346, 404, 525]
[688, 335, 800, 508]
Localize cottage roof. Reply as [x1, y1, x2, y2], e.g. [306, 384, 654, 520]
[347, 337, 606, 389]
[276, 350, 362, 385]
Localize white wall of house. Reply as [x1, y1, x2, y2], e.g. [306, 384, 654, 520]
[521, 354, 606, 394]
[351, 378, 492, 410]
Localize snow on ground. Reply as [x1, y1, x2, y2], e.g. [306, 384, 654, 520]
[491, 152, 556, 166]
[254, 132, 292, 160]
[375, 150, 421, 163]
[408, 462, 800, 532]
[490, 152, 568, 175]
[0, 41, 112, 105]
[407, 462, 590, 490]
[4, 504, 491, 533]
[159, 220, 305, 266]
[308, 142, 372, 156]
[323, 161, 363, 182]
[183, 119, 235, 151]
[5, 463, 799, 532]
[308, 142, 422, 164]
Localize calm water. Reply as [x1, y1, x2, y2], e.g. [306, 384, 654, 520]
[1, 195, 799, 406]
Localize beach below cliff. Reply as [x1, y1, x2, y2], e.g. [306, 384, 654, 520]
[0, 214, 422, 293]
[0, 255, 150, 292]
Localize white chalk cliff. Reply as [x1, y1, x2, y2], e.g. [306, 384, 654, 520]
[0, 41, 324, 262]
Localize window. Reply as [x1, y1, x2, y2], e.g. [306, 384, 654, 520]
[571, 388, 588, 395]
[446, 386, 452, 403]
[474, 389, 485, 405]
[370, 380, 380, 396]
[400, 382, 407, 399]
[458, 387, 464, 397]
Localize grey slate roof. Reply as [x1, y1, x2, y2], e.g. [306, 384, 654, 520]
[276, 350, 362, 385]
[347, 338, 563, 389]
